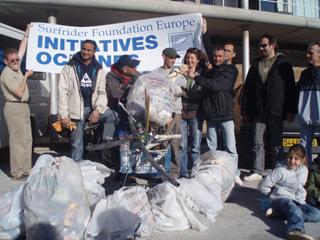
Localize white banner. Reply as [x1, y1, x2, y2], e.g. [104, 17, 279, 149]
[26, 13, 203, 74]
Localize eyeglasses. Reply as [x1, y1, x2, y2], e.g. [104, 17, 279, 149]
[10, 58, 20, 63]
[260, 44, 269, 49]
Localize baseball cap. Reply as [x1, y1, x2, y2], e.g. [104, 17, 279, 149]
[162, 48, 180, 58]
[116, 55, 140, 68]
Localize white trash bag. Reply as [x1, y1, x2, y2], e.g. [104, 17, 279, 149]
[148, 179, 221, 233]
[86, 193, 139, 239]
[0, 186, 24, 240]
[113, 186, 154, 238]
[0, 154, 55, 240]
[126, 72, 178, 126]
[86, 186, 153, 239]
[23, 156, 91, 240]
[147, 182, 190, 232]
[79, 160, 113, 209]
[193, 150, 238, 202]
[177, 178, 222, 231]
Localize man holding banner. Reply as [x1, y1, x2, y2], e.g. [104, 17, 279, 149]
[58, 39, 110, 161]
[0, 25, 33, 180]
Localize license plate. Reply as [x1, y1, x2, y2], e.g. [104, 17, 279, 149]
[283, 138, 318, 147]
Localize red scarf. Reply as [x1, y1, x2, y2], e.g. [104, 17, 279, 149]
[111, 65, 132, 85]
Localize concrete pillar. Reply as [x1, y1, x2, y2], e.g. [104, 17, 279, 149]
[47, 10, 60, 141]
[242, 25, 250, 81]
[241, 0, 250, 81]
[241, 0, 249, 9]
[47, 10, 58, 116]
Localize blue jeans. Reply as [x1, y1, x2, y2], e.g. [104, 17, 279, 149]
[271, 198, 320, 233]
[300, 122, 320, 166]
[70, 107, 117, 161]
[179, 117, 202, 177]
[206, 120, 237, 155]
[252, 116, 283, 173]
[252, 122, 266, 173]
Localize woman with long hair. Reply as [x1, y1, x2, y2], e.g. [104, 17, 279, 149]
[179, 47, 208, 178]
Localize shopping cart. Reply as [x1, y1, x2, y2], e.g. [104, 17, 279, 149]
[85, 103, 180, 187]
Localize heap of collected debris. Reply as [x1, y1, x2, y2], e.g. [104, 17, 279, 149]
[0, 150, 237, 240]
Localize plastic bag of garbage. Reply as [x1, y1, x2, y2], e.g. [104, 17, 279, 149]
[0, 154, 55, 240]
[193, 150, 238, 202]
[147, 182, 190, 232]
[148, 178, 222, 232]
[0, 186, 24, 240]
[194, 164, 223, 204]
[86, 186, 153, 239]
[113, 186, 154, 238]
[30, 154, 55, 175]
[86, 193, 140, 239]
[23, 156, 91, 240]
[79, 160, 113, 209]
[126, 72, 179, 126]
[176, 178, 221, 231]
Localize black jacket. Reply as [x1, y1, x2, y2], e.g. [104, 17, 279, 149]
[241, 54, 297, 121]
[194, 63, 238, 122]
[181, 80, 203, 119]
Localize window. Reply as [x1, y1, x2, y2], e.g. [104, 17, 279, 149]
[277, 0, 293, 14]
[207, 0, 239, 7]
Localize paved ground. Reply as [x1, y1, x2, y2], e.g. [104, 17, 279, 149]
[150, 181, 319, 240]
[0, 145, 319, 240]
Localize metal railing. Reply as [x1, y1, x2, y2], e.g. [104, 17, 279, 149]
[258, 0, 320, 19]
[171, 0, 320, 19]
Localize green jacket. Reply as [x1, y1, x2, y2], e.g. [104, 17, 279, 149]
[305, 157, 320, 208]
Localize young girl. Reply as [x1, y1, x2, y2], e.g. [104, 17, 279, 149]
[258, 144, 320, 240]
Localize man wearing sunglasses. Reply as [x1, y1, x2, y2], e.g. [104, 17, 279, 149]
[241, 33, 297, 182]
[0, 25, 34, 180]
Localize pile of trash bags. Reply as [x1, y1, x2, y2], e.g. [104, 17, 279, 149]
[0, 155, 113, 240]
[0, 150, 237, 240]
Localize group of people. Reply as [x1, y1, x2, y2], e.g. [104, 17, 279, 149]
[241, 36, 320, 240]
[1, 21, 320, 240]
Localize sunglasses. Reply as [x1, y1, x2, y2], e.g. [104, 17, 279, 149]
[187, 48, 199, 54]
[260, 44, 269, 49]
[10, 58, 20, 63]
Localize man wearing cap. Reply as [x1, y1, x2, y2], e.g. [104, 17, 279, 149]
[106, 54, 140, 118]
[152, 47, 184, 179]
[106, 54, 140, 174]
[58, 39, 111, 161]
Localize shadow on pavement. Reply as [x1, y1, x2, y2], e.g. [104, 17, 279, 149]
[227, 184, 287, 239]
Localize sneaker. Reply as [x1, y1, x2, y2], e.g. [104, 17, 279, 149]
[243, 173, 263, 182]
[287, 230, 314, 240]
[11, 174, 28, 181]
[103, 136, 113, 141]
[265, 208, 275, 218]
[179, 175, 189, 179]
[235, 175, 243, 186]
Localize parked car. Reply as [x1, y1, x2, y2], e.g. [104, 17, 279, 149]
[282, 117, 320, 154]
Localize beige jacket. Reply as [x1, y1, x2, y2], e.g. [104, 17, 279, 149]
[58, 64, 108, 120]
